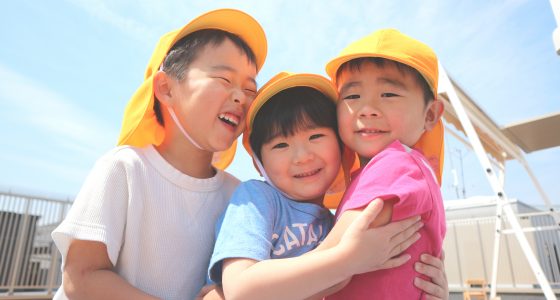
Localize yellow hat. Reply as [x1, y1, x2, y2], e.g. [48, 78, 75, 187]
[242, 72, 355, 208]
[117, 9, 267, 170]
[325, 29, 444, 185]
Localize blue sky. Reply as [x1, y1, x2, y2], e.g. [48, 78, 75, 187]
[1, 0, 559, 206]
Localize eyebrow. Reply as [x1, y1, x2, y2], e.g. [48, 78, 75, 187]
[339, 81, 361, 95]
[377, 77, 407, 90]
[211, 65, 257, 87]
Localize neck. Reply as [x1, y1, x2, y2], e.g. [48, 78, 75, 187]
[155, 135, 216, 179]
[359, 156, 371, 168]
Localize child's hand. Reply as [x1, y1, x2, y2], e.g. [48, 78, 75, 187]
[338, 199, 423, 275]
[414, 252, 448, 300]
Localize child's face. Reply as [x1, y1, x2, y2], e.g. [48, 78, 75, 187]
[168, 39, 257, 151]
[336, 61, 430, 160]
[260, 126, 341, 205]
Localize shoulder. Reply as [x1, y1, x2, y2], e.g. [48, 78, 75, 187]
[236, 179, 276, 194]
[230, 180, 280, 207]
[361, 142, 419, 176]
[219, 170, 241, 191]
[94, 145, 148, 170]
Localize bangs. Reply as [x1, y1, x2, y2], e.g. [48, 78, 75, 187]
[249, 86, 339, 161]
[261, 99, 331, 143]
[336, 57, 434, 104]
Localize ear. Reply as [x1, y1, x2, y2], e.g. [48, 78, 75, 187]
[424, 98, 444, 131]
[153, 71, 174, 107]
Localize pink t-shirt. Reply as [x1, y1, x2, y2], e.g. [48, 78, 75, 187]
[328, 141, 446, 300]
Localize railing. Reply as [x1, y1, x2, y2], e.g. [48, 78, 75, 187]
[2, 190, 559, 299]
[0, 191, 72, 298]
[445, 210, 560, 296]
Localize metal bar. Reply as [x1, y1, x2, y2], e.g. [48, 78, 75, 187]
[490, 197, 504, 297]
[517, 211, 560, 218]
[444, 124, 505, 171]
[504, 234, 517, 287]
[7, 197, 32, 295]
[519, 156, 560, 226]
[502, 226, 560, 234]
[47, 201, 67, 295]
[476, 220, 489, 280]
[3, 197, 18, 289]
[452, 223, 464, 288]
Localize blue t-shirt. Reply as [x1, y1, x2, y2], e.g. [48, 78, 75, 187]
[208, 180, 333, 284]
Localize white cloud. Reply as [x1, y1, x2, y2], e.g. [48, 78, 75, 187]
[0, 64, 117, 157]
[65, 0, 158, 41]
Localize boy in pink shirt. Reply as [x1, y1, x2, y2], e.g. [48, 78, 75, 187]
[320, 29, 447, 299]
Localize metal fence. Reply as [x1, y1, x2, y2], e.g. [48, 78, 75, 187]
[2, 190, 559, 299]
[0, 191, 71, 298]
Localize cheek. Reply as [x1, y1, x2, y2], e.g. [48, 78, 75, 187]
[337, 108, 352, 133]
[261, 153, 285, 176]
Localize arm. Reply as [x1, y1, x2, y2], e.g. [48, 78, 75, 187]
[63, 240, 159, 300]
[319, 200, 448, 299]
[306, 198, 400, 299]
[220, 200, 422, 300]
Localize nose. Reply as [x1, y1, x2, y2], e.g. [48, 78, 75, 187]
[358, 100, 381, 118]
[293, 144, 314, 165]
[232, 88, 247, 105]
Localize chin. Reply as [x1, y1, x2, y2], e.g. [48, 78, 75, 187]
[210, 139, 235, 151]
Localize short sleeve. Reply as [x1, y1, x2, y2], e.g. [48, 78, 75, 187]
[340, 149, 432, 222]
[51, 151, 129, 267]
[208, 181, 276, 284]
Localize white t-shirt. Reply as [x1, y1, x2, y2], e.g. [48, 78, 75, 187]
[51, 145, 239, 300]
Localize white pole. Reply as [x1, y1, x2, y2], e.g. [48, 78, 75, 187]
[551, 0, 560, 55]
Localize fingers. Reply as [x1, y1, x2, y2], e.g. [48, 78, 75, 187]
[386, 215, 421, 240]
[389, 232, 421, 257]
[414, 277, 445, 300]
[349, 199, 384, 231]
[415, 255, 447, 290]
[389, 219, 423, 246]
[421, 253, 444, 269]
[376, 253, 411, 270]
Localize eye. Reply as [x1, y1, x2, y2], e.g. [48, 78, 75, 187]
[342, 94, 360, 100]
[272, 142, 288, 149]
[216, 76, 231, 84]
[381, 92, 399, 98]
[310, 133, 325, 140]
[244, 88, 257, 96]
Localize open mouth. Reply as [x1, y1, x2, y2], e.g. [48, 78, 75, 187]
[218, 113, 240, 127]
[294, 168, 322, 178]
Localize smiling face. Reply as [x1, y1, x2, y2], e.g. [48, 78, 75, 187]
[167, 38, 257, 151]
[336, 60, 433, 161]
[261, 126, 341, 204]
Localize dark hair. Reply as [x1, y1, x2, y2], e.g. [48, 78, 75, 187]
[335, 57, 434, 105]
[154, 29, 257, 126]
[249, 86, 341, 162]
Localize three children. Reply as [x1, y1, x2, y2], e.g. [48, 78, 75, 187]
[52, 7, 448, 300]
